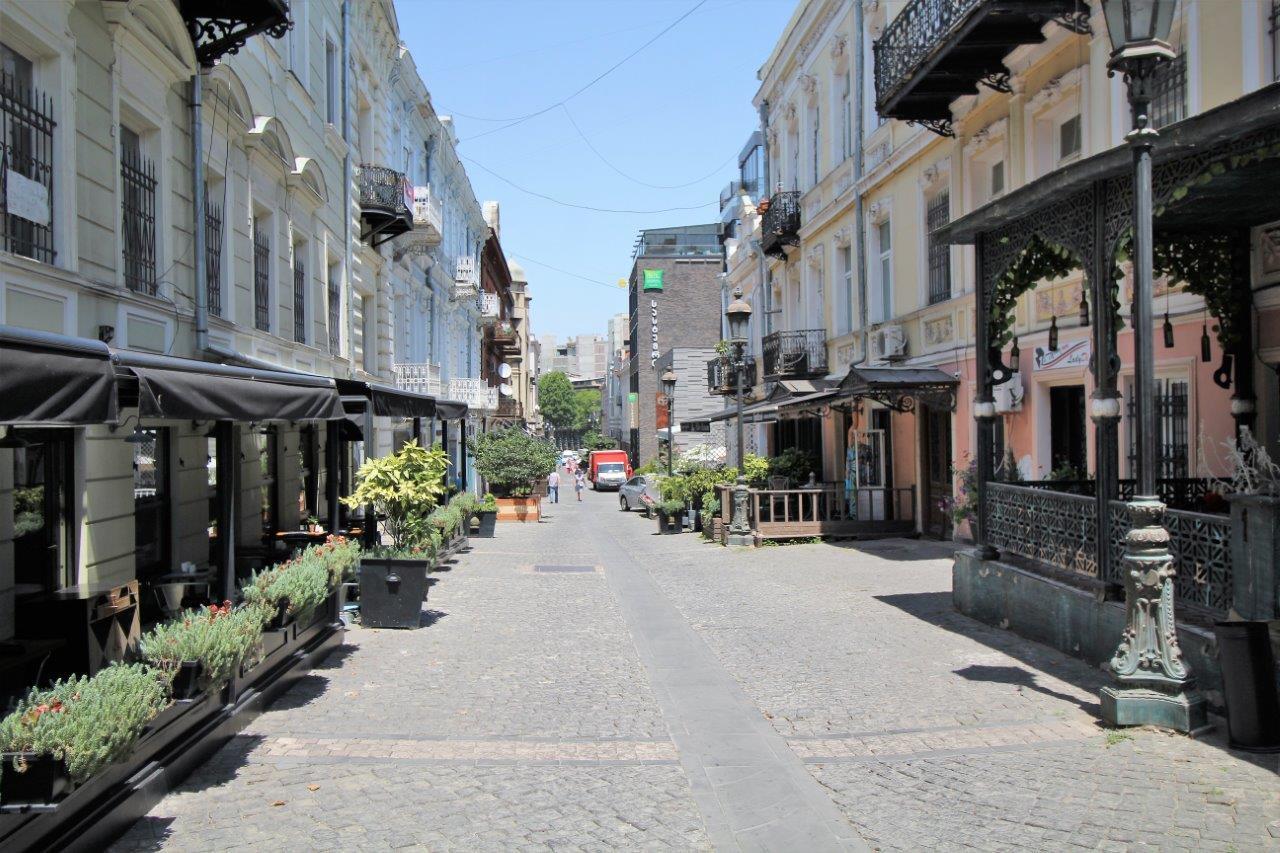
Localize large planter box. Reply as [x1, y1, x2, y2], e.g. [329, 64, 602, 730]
[1228, 493, 1280, 621]
[473, 510, 498, 538]
[358, 558, 430, 629]
[496, 497, 540, 523]
[0, 754, 73, 808]
[656, 511, 682, 535]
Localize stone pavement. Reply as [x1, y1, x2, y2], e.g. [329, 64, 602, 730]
[113, 486, 1280, 851]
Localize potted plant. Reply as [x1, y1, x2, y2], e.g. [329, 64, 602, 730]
[305, 515, 322, 534]
[139, 600, 268, 699]
[474, 493, 499, 537]
[657, 498, 685, 534]
[343, 440, 449, 629]
[472, 428, 558, 522]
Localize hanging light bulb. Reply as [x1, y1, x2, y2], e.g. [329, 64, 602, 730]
[1162, 312, 1174, 349]
[1009, 337, 1021, 373]
[1048, 315, 1059, 352]
[1078, 290, 1090, 327]
[1200, 323, 1212, 363]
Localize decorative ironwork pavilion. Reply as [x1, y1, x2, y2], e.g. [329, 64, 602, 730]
[937, 81, 1280, 619]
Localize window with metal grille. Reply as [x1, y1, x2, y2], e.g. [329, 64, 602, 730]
[253, 217, 270, 331]
[1272, 1, 1280, 81]
[1125, 378, 1189, 479]
[120, 128, 157, 295]
[327, 260, 341, 354]
[293, 248, 306, 344]
[1149, 54, 1187, 129]
[926, 189, 951, 305]
[2, 43, 55, 264]
[204, 192, 223, 317]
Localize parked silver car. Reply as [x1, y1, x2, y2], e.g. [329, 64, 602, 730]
[618, 475, 660, 513]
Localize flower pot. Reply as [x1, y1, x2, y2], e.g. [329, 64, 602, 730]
[475, 510, 498, 537]
[359, 557, 431, 629]
[496, 496, 541, 522]
[0, 753, 73, 806]
[171, 660, 204, 700]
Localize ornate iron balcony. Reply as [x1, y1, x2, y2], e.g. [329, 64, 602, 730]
[356, 164, 412, 247]
[872, 0, 1088, 136]
[762, 330, 827, 379]
[393, 362, 442, 397]
[179, 0, 291, 66]
[706, 355, 757, 395]
[477, 291, 500, 326]
[760, 191, 801, 258]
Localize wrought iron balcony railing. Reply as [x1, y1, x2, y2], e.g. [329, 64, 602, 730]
[356, 164, 413, 247]
[761, 330, 827, 378]
[760, 191, 801, 257]
[492, 321, 518, 349]
[477, 291, 500, 326]
[872, 0, 1087, 136]
[448, 377, 498, 412]
[393, 362, 442, 397]
[706, 355, 757, 395]
[496, 396, 522, 418]
[452, 255, 478, 300]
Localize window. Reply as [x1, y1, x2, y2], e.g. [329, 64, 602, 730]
[327, 259, 341, 354]
[299, 426, 320, 523]
[926, 190, 951, 305]
[324, 39, 338, 124]
[810, 104, 820, 187]
[287, 1, 307, 86]
[990, 161, 1005, 198]
[1126, 377, 1189, 480]
[134, 428, 169, 578]
[204, 181, 223, 317]
[206, 434, 219, 566]
[1058, 114, 1082, 162]
[253, 215, 270, 331]
[877, 219, 892, 322]
[362, 294, 376, 373]
[1, 42, 55, 264]
[121, 127, 158, 295]
[1149, 54, 1187, 129]
[10, 431, 73, 591]
[257, 427, 278, 537]
[840, 70, 852, 162]
[837, 244, 853, 336]
[293, 240, 306, 344]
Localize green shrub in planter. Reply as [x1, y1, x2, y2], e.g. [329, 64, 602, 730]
[0, 663, 169, 785]
[139, 601, 268, 692]
[243, 537, 353, 624]
[472, 428, 557, 497]
[479, 493, 498, 512]
[342, 440, 450, 551]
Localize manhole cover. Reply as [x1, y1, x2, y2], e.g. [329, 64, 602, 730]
[532, 564, 596, 573]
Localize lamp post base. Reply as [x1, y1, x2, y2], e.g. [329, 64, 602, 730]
[1100, 685, 1208, 733]
[726, 531, 753, 547]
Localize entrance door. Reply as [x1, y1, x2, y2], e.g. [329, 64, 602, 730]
[1049, 385, 1087, 476]
[921, 406, 952, 539]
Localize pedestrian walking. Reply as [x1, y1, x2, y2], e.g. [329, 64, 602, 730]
[574, 469, 586, 502]
[548, 469, 560, 503]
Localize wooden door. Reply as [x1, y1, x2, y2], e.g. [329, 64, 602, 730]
[921, 406, 952, 539]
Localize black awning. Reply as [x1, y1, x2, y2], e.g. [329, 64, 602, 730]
[838, 365, 959, 413]
[334, 379, 436, 419]
[338, 415, 363, 441]
[0, 325, 118, 424]
[435, 399, 468, 420]
[115, 351, 345, 422]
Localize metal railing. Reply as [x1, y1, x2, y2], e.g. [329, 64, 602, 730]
[761, 329, 826, 378]
[205, 196, 223, 317]
[393, 362, 442, 397]
[1, 69, 55, 264]
[872, 0, 984, 110]
[356, 164, 410, 217]
[253, 221, 270, 331]
[477, 291, 500, 325]
[496, 396, 522, 418]
[706, 354, 756, 395]
[292, 258, 306, 343]
[1017, 478, 1225, 514]
[121, 145, 158, 296]
[760, 190, 801, 256]
[751, 485, 916, 526]
[1108, 501, 1233, 618]
[448, 377, 499, 412]
[453, 255, 478, 300]
[327, 268, 340, 354]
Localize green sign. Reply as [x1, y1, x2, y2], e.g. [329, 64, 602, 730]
[642, 269, 664, 291]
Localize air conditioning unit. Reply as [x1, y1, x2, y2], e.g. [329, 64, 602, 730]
[874, 324, 906, 360]
[993, 374, 1023, 413]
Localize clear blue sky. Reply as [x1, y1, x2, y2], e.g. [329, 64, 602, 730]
[397, 0, 797, 340]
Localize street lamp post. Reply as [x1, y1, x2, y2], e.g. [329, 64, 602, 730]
[661, 368, 677, 477]
[1098, 0, 1205, 732]
[724, 288, 753, 546]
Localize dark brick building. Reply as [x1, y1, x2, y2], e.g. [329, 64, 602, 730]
[627, 224, 723, 466]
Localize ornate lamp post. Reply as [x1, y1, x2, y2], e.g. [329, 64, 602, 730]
[724, 288, 753, 546]
[1099, 0, 1205, 732]
[661, 368, 677, 477]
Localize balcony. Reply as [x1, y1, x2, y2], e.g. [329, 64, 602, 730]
[496, 396, 522, 419]
[760, 191, 801, 258]
[873, 0, 1087, 136]
[706, 355, 757, 396]
[178, 0, 291, 66]
[452, 255, 478, 301]
[491, 321, 518, 351]
[357, 165, 413, 247]
[762, 330, 827, 379]
[448, 377, 498, 412]
[477, 291, 500, 326]
[392, 362, 442, 397]
[394, 185, 443, 259]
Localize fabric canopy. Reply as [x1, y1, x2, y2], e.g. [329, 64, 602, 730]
[435, 399, 468, 420]
[117, 351, 345, 422]
[837, 365, 959, 413]
[0, 325, 118, 424]
[335, 378, 436, 419]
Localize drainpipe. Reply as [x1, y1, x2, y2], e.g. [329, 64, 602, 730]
[192, 67, 209, 353]
[853, 0, 869, 367]
[342, 0, 353, 374]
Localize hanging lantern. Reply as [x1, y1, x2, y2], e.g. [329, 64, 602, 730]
[1078, 290, 1090, 327]
[1009, 337, 1021, 373]
[1200, 324, 1212, 362]
[1162, 312, 1174, 348]
[1048, 315, 1059, 352]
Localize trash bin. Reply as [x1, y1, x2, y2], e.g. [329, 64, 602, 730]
[359, 558, 430, 629]
[1213, 621, 1280, 752]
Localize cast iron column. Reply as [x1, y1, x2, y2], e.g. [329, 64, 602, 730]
[1101, 59, 1205, 732]
[728, 342, 751, 546]
[1090, 181, 1122, 594]
[972, 234, 998, 560]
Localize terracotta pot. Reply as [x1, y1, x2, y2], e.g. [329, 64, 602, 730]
[496, 497, 541, 522]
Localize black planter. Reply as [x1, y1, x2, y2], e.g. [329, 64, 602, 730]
[266, 598, 291, 631]
[0, 753, 73, 806]
[359, 558, 431, 629]
[656, 511, 681, 534]
[475, 510, 497, 538]
[1214, 621, 1280, 752]
[171, 660, 204, 700]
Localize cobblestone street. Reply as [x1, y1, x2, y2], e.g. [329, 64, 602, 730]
[114, 487, 1280, 851]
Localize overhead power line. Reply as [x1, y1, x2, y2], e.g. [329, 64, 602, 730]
[509, 253, 624, 291]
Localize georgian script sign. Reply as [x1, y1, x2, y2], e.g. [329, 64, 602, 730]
[649, 298, 659, 366]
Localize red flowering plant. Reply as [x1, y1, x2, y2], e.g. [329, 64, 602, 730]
[138, 599, 266, 692]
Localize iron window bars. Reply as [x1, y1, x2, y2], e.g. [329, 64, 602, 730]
[205, 195, 223, 317]
[253, 218, 270, 331]
[927, 189, 952, 304]
[1, 67, 55, 264]
[327, 266, 340, 354]
[121, 138, 158, 296]
[293, 255, 306, 343]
